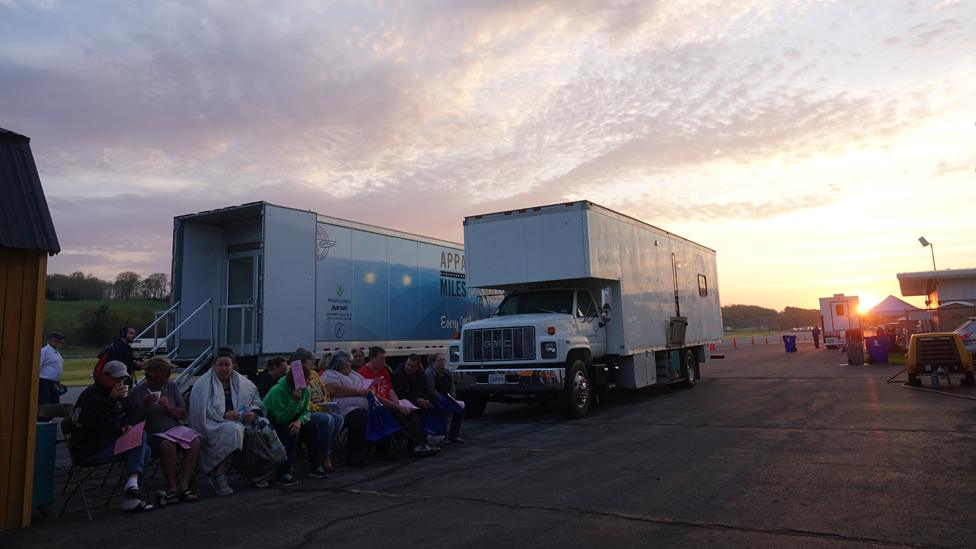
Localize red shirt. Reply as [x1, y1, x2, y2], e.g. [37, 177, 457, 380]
[358, 364, 393, 400]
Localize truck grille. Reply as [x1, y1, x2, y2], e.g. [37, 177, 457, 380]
[463, 327, 535, 362]
[917, 336, 962, 372]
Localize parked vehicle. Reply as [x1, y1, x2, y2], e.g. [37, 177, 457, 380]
[449, 201, 723, 418]
[953, 317, 976, 355]
[818, 294, 861, 348]
[162, 202, 493, 381]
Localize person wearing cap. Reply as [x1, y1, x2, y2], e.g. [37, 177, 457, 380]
[72, 360, 154, 512]
[126, 356, 201, 503]
[38, 331, 67, 406]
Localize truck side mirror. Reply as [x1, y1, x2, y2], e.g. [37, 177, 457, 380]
[599, 303, 612, 327]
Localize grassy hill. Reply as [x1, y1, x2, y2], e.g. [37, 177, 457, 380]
[44, 299, 169, 354]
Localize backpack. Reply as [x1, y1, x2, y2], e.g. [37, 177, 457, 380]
[92, 345, 112, 381]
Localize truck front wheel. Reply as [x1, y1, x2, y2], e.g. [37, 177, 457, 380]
[562, 359, 591, 418]
[460, 393, 488, 419]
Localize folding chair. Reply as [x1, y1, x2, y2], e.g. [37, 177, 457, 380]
[58, 414, 126, 521]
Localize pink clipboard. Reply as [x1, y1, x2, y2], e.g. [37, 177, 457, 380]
[114, 421, 146, 455]
[291, 360, 307, 389]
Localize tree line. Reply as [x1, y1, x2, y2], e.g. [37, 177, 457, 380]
[722, 305, 820, 331]
[46, 271, 170, 301]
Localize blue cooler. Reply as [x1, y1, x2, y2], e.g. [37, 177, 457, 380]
[782, 335, 797, 353]
[866, 336, 889, 364]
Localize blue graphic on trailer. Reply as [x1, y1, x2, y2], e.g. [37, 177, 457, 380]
[314, 222, 483, 343]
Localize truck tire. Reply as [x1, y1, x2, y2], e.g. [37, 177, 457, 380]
[461, 394, 488, 419]
[562, 359, 591, 418]
[908, 373, 921, 387]
[678, 350, 697, 389]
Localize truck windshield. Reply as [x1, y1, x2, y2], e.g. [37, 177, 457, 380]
[495, 290, 574, 316]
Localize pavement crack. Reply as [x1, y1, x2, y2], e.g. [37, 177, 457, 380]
[338, 488, 952, 549]
[287, 499, 413, 549]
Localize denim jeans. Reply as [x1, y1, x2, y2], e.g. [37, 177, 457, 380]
[85, 431, 151, 475]
[309, 412, 344, 457]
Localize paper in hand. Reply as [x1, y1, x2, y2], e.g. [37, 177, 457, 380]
[291, 360, 307, 389]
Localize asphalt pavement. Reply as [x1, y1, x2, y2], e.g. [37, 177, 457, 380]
[6, 343, 975, 548]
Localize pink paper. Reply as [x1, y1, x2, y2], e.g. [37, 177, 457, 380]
[449, 395, 466, 409]
[291, 360, 307, 389]
[154, 425, 202, 450]
[114, 420, 146, 455]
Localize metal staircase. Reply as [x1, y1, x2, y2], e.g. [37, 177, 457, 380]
[133, 298, 215, 392]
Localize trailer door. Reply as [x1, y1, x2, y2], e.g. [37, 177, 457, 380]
[223, 251, 261, 356]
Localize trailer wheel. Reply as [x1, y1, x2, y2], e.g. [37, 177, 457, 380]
[460, 394, 488, 419]
[678, 350, 697, 389]
[908, 373, 921, 387]
[562, 360, 591, 418]
[963, 372, 975, 387]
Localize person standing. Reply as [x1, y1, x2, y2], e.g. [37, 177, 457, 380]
[812, 326, 822, 349]
[107, 326, 143, 385]
[38, 331, 67, 406]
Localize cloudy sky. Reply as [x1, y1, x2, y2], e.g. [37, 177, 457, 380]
[2, 0, 973, 310]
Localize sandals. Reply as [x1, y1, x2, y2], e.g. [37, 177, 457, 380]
[121, 487, 155, 513]
[178, 488, 200, 502]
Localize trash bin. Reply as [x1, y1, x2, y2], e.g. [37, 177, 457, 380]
[866, 336, 889, 364]
[782, 334, 797, 353]
[33, 421, 57, 511]
[847, 341, 865, 365]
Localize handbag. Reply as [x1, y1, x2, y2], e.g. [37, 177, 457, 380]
[241, 417, 286, 479]
[365, 393, 401, 442]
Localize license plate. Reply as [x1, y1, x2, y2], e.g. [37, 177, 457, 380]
[488, 373, 506, 385]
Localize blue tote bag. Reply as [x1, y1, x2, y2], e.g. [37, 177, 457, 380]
[365, 393, 401, 442]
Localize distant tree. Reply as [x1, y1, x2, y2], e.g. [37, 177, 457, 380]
[722, 304, 779, 330]
[46, 271, 110, 300]
[113, 271, 142, 300]
[776, 306, 820, 330]
[140, 273, 169, 300]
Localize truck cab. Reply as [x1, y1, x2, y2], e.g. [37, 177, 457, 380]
[450, 286, 613, 418]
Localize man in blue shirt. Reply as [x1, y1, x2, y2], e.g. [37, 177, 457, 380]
[38, 331, 66, 405]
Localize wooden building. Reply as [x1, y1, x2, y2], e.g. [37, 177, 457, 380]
[0, 127, 60, 531]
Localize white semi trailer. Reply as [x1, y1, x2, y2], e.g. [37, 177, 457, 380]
[449, 201, 723, 418]
[818, 294, 861, 348]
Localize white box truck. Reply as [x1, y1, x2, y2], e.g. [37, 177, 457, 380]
[818, 294, 861, 348]
[449, 201, 723, 418]
[166, 202, 494, 378]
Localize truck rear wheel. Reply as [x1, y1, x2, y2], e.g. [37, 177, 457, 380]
[562, 359, 591, 418]
[678, 350, 697, 389]
[460, 394, 488, 419]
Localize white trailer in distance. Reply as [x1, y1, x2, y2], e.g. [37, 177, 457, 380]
[818, 294, 861, 348]
[449, 201, 723, 418]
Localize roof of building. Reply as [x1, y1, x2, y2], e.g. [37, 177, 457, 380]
[897, 268, 976, 296]
[939, 301, 974, 309]
[0, 127, 60, 254]
[866, 295, 921, 316]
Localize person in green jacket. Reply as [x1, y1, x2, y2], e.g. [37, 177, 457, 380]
[262, 364, 325, 486]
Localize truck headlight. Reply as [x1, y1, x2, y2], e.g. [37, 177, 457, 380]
[541, 341, 557, 359]
[449, 345, 460, 363]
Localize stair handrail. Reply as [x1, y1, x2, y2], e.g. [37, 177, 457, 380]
[146, 298, 213, 356]
[134, 301, 181, 341]
[173, 345, 214, 392]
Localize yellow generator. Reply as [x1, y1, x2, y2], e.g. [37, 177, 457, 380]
[906, 332, 975, 387]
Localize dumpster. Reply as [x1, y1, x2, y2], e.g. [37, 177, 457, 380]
[782, 334, 797, 353]
[33, 421, 57, 512]
[866, 336, 889, 364]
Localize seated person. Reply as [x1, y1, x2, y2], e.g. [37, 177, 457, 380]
[262, 361, 325, 485]
[393, 353, 448, 439]
[71, 361, 154, 512]
[322, 351, 372, 467]
[349, 347, 366, 369]
[256, 357, 288, 398]
[358, 346, 442, 456]
[189, 347, 269, 496]
[298, 349, 343, 474]
[425, 353, 464, 443]
[126, 356, 201, 503]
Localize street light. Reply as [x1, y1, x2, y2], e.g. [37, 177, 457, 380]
[918, 236, 936, 270]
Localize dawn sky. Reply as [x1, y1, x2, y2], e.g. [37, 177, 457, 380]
[2, 0, 973, 311]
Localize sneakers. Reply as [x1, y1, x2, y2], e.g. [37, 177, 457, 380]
[252, 478, 270, 489]
[308, 466, 329, 479]
[426, 434, 446, 447]
[412, 443, 439, 456]
[449, 436, 465, 444]
[273, 474, 298, 487]
[208, 473, 234, 496]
